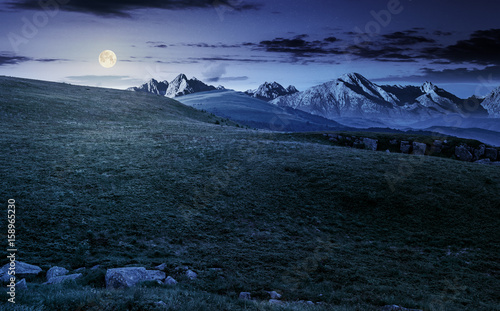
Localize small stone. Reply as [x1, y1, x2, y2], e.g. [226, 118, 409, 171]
[46, 273, 82, 284]
[186, 270, 197, 280]
[90, 265, 101, 270]
[268, 291, 282, 299]
[164, 276, 177, 285]
[74, 267, 86, 273]
[155, 263, 167, 271]
[46, 266, 69, 282]
[239, 292, 251, 300]
[105, 267, 148, 289]
[16, 278, 27, 290]
[145, 270, 166, 282]
[386, 149, 391, 153]
[269, 299, 283, 305]
[155, 301, 168, 307]
[306, 301, 314, 305]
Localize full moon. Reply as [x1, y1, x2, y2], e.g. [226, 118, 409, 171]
[99, 50, 117, 68]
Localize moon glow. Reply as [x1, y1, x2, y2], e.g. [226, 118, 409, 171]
[99, 50, 117, 68]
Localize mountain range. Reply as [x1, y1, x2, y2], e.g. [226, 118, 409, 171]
[271, 73, 490, 124]
[127, 74, 221, 98]
[128, 73, 498, 122]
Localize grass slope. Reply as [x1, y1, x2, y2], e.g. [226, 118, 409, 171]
[0, 77, 499, 310]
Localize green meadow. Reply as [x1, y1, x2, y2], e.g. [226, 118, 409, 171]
[0, 76, 499, 310]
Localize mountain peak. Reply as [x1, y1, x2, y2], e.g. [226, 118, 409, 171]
[421, 81, 438, 93]
[245, 81, 298, 101]
[128, 74, 216, 98]
[339, 72, 369, 84]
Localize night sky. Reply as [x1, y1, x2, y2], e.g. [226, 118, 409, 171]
[1, 0, 500, 97]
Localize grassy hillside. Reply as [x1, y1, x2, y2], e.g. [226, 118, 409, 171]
[0, 77, 499, 310]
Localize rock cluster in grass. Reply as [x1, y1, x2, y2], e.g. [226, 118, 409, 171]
[324, 133, 500, 164]
[1, 261, 424, 309]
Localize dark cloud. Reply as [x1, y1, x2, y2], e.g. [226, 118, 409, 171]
[432, 29, 500, 65]
[382, 31, 435, 45]
[324, 37, 338, 43]
[258, 35, 336, 57]
[206, 76, 248, 83]
[7, 0, 261, 17]
[0, 54, 31, 66]
[0, 54, 68, 66]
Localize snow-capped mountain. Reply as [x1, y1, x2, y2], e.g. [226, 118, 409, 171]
[480, 86, 500, 117]
[271, 73, 488, 122]
[127, 78, 169, 96]
[128, 74, 216, 98]
[245, 81, 299, 101]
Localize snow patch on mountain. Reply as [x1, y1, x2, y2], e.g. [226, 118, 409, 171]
[481, 86, 500, 117]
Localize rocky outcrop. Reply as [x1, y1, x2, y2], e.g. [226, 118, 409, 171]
[322, 133, 500, 164]
[105, 267, 165, 289]
[239, 292, 251, 300]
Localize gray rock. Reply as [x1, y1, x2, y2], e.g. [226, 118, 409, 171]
[269, 299, 284, 305]
[363, 137, 378, 151]
[455, 145, 473, 161]
[268, 291, 282, 299]
[164, 276, 177, 285]
[74, 267, 86, 273]
[105, 267, 148, 289]
[412, 142, 427, 156]
[145, 270, 166, 282]
[15, 278, 27, 290]
[306, 301, 315, 305]
[239, 292, 251, 300]
[0, 262, 42, 282]
[389, 139, 398, 145]
[186, 269, 197, 280]
[386, 149, 391, 153]
[474, 144, 486, 160]
[155, 263, 167, 271]
[46, 273, 82, 284]
[485, 148, 498, 161]
[90, 265, 101, 270]
[46, 266, 69, 282]
[400, 141, 411, 154]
